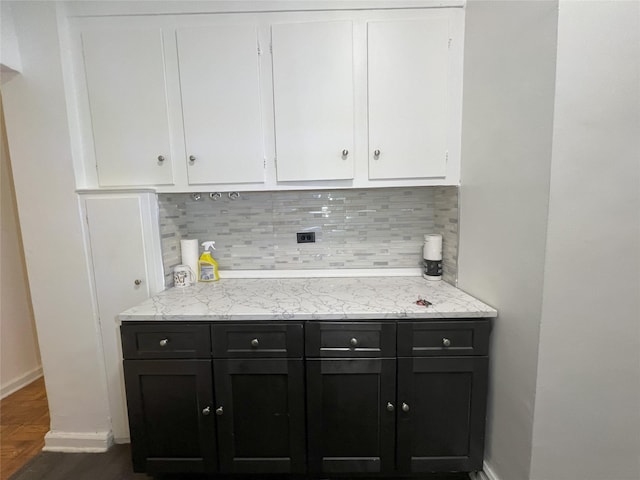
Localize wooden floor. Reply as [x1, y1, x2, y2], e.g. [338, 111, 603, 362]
[0, 377, 50, 480]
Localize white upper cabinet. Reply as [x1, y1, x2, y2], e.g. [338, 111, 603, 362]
[271, 21, 355, 182]
[81, 28, 174, 186]
[177, 25, 265, 185]
[71, 7, 464, 191]
[367, 17, 449, 180]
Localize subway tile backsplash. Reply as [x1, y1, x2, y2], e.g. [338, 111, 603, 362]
[158, 186, 459, 286]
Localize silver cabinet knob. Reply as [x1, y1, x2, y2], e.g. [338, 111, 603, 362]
[349, 337, 358, 347]
[402, 402, 410, 412]
[202, 406, 211, 416]
[251, 338, 259, 348]
[386, 402, 395, 412]
[209, 192, 222, 201]
[228, 191, 240, 200]
[189, 155, 196, 162]
[157, 155, 165, 162]
[159, 338, 169, 347]
[215, 406, 224, 416]
[373, 149, 381, 158]
[134, 279, 142, 286]
[342, 149, 349, 157]
[442, 338, 451, 347]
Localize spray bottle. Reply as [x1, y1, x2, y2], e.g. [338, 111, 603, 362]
[198, 241, 219, 282]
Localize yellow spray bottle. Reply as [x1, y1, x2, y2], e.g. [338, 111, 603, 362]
[198, 241, 219, 282]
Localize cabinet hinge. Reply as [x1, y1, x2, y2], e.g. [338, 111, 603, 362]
[257, 45, 262, 55]
[448, 38, 452, 49]
[269, 43, 273, 54]
[446, 151, 449, 163]
[263, 158, 266, 168]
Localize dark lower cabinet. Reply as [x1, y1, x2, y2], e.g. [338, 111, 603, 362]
[397, 356, 489, 473]
[122, 319, 491, 478]
[123, 359, 216, 474]
[213, 358, 306, 473]
[306, 358, 396, 474]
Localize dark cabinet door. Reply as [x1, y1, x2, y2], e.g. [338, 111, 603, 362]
[397, 356, 489, 473]
[306, 358, 396, 474]
[123, 359, 216, 474]
[213, 358, 306, 473]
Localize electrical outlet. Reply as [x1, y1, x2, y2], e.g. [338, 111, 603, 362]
[297, 232, 315, 243]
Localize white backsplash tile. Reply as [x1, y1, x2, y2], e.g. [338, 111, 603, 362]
[158, 186, 459, 286]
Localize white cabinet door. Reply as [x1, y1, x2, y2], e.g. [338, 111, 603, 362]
[83, 194, 164, 441]
[367, 17, 450, 180]
[271, 21, 355, 181]
[177, 25, 265, 185]
[81, 28, 174, 186]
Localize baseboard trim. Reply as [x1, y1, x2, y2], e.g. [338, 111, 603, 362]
[0, 366, 43, 399]
[43, 430, 114, 452]
[468, 461, 499, 480]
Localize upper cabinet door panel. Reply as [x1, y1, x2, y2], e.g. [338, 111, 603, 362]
[271, 21, 355, 182]
[81, 28, 174, 186]
[177, 25, 265, 185]
[368, 17, 449, 180]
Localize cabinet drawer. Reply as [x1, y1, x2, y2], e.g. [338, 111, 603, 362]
[212, 324, 303, 358]
[397, 321, 490, 356]
[305, 322, 396, 358]
[121, 324, 211, 359]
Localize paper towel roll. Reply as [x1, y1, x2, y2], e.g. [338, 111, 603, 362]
[180, 239, 199, 278]
[423, 234, 442, 261]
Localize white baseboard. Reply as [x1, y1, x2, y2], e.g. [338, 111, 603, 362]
[43, 430, 114, 452]
[0, 366, 43, 399]
[468, 461, 500, 480]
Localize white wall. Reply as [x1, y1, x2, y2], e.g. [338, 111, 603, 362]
[0, 1, 22, 76]
[458, 2, 558, 479]
[0, 96, 42, 398]
[1, 1, 112, 451]
[530, 2, 640, 479]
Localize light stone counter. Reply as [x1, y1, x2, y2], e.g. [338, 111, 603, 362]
[119, 277, 497, 321]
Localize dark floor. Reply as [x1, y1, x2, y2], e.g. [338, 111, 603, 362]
[9, 444, 471, 480]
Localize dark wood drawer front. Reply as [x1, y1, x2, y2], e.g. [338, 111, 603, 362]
[397, 321, 490, 356]
[306, 322, 396, 357]
[121, 324, 211, 359]
[212, 324, 303, 358]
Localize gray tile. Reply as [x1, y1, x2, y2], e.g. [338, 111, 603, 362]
[158, 186, 459, 286]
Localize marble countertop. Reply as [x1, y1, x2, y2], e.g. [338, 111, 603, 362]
[119, 276, 497, 321]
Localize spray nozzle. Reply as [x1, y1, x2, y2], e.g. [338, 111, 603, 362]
[202, 241, 216, 251]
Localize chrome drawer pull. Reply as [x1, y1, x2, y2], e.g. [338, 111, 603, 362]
[402, 403, 410, 413]
[202, 406, 211, 416]
[251, 338, 259, 348]
[159, 338, 169, 347]
[442, 338, 451, 347]
[349, 337, 358, 347]
[386, 402, 395, 412]
[216, 406, 224, 416]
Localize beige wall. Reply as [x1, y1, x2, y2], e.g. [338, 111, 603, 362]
[530, 2, 640, 479]
[0, 95, 42, 397]
[458, 1, 558, 479]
